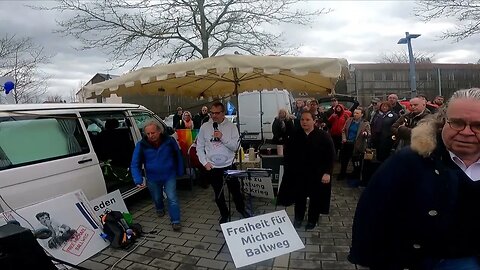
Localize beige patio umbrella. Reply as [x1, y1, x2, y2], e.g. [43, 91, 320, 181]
[83, 54, 349, 99]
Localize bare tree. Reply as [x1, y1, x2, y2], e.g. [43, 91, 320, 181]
[415, 0, 480, 41]
[44, 94, 66, 103]
[0, 35, 52, 104]
[34, 0, 330, 69]
[379, 51, 434, 64]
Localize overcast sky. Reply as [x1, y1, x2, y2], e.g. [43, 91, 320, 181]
[1, 1, 479, 99]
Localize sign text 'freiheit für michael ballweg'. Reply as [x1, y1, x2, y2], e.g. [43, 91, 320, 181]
[221, 210, 304, 268]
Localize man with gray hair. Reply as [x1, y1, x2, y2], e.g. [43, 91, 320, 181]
[131, 119, 184, 231]
[391, 96, 430, 149]
[350, 88, 480, 269]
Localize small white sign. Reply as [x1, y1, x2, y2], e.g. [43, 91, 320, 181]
[242, 176, 274, 199]
[90, 190, 128, 219]
[221, 210, 304, 268]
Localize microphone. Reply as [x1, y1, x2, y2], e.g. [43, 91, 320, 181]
[212, 122, 220, 141]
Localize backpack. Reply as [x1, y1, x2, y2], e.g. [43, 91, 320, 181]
[100, 211, 142, 249]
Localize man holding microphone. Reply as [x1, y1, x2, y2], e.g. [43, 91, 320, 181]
[196, 101, 250, 224]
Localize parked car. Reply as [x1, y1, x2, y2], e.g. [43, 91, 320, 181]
[0, 103, 172, 211]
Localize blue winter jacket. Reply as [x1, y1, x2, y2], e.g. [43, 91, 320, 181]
[130, 135, 184, 185]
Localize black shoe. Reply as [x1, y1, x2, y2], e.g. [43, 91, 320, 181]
[305, 222, 316, 230]
[172, 223, 182, 231]
[219, 216, 229, 224]
[293, 220, 303, 229]
[238, 209, 251, 218]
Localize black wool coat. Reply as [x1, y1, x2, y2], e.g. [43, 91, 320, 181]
[277, 128, 335, 214]
[349, 122, 480, 269]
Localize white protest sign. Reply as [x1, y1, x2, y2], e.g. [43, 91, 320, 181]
[221, 210, 304, 268]
[90, 189, 129, 218]
[242, 176, 275, 199]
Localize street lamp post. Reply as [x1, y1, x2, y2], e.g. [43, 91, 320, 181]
[398, 32, 421, 98]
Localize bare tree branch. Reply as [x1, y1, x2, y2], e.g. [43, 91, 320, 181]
[31, 0, 330, 70]
[414, 0, 480, 41]
[378, 51, 435, 64]
[0, 35, 52, 104]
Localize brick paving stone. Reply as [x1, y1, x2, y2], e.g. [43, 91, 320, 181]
[201, 235, 226, 245]
[305, 251, 337, 260]
[142, 240, 170, 250]
[207, 243, 223, 252]
[176, 264, 208, 270]
[127, 263, 159, 270]
[133, 246, 150, 255]
[190, 222, 214, 230]
[144, 248, 174, 259]
[273, 253, 290, 268]
[101, 257, 133, 269]
[289, 259, 322, 269]
[161, 236, 188, 245]
[170, 253, 201, 264]
[196, 257, 227, 269]
[165, 244, 193, 254]
[322, 260, 357, 269]
[149, 258, 180, 269]
[179, 226, 198, 234]
[125, 253, 154, 264]
[195, 228, 221, 237]
[77, 260, 108, 270]
[90, 253, 109, 262]
[301, 244, 320, 252]
[190, 248, 218, 259]
[184, 240, 210, 249]
[321, 245, 351, 253]
[179, 233, 204, 241]
[215, 252, 234, 262]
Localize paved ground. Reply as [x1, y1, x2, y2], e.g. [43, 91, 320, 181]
[80, 167, 368, 270]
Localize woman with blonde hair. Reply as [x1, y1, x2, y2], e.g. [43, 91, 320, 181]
[176, 111, 194, 129]
[272, 108, 294, 154]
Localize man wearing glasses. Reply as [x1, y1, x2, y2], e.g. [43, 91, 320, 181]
[350, 88, 480, 270]
[196, 101, 250, 224]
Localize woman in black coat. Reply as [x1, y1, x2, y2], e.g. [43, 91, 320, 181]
[278, 111, 335, 230]
[271, 108, 295, 145]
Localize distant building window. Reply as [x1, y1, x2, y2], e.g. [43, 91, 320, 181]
[385, 72, 393, 81]
[373, 72, 382, 81]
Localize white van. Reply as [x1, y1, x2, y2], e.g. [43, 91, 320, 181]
[238, 89, 294, 144]
[0, 103, 169, 211]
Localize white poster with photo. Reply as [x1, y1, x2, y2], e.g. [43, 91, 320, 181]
[0, 190, 109, 266]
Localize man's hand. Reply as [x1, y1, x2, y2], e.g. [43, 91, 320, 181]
[204, 162, 213, 171]
[342, 138, 347, 143]
[136, 183, 145, 188]
[213, 130, 223, 140]
[321, 174, 331, 184]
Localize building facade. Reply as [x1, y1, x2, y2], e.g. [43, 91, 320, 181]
[345, 63, 480, 105]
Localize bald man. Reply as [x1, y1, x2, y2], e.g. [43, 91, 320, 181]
[387, 94, 406, 115]
[391, 97, 431, 149]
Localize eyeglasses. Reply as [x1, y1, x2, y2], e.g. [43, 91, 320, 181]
[210, 111, 223, 115]
[446, 119, 480, 133]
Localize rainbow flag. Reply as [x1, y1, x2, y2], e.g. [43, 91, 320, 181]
[176, 129, 199, 156]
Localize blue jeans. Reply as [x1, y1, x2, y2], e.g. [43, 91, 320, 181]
[147, 179, 180, 224]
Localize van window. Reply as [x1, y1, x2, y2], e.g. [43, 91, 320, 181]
[131, 111, 157, 136]
[0, 115, 89, 170]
